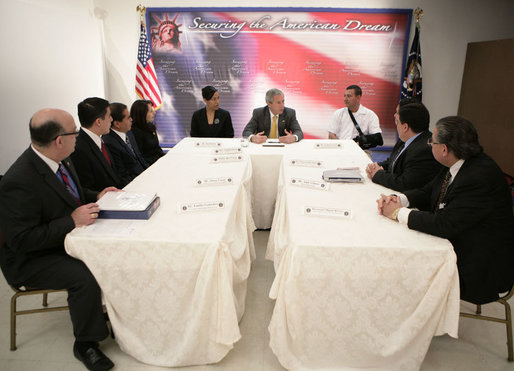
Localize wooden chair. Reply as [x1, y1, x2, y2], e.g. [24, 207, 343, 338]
[460, 286, 514, 361]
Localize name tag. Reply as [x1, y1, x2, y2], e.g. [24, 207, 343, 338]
[211, 154, 244, 163]
[178, 201, 225, 213]
[195, 141, 222, 148]
[212, 147, 242, 155]
[314, 142, 342, 149]
[195, 176, 234, 187]
[303, 206, 352, 218]
[290, 178, 329, 191]
[289, 159, 324, 168]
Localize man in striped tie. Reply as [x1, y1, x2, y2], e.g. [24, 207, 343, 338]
[377, 116, 514, 305]
[242, 88, 303, 144]
[0, 108, 118, 370]
[103, 103, 149, 185]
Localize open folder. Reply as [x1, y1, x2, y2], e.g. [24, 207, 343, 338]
[97, 191, 160, 219]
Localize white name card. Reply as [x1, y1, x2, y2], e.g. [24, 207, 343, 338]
[314, 142, 342, 149]
[178, 201, 225, 213]
[195, 141, 222, 148]
[195, 176, 234, 187]
[290, 178, 329, 191]
[289, 159, 324, 168]
[211, 154, 244, 163]
[212, 147, 242, 155]
[303, 206, 352, 218]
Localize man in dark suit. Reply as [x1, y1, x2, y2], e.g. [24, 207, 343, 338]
[103, 103, 148, 185]
[242, 88, 303, 144]
[366, 101, 442, 191]
[0, 108, 117, 370]
[377, 116, 514, 304]
[71, 97, 124, 192]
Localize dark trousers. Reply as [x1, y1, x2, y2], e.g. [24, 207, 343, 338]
[23, 253, 109, 342]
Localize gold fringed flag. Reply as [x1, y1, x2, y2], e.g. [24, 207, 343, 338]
[401, 20, 422, 101]
[135, 17, 162, 110]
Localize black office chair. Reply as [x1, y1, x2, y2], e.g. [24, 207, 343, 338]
[460, 286, 514, 361]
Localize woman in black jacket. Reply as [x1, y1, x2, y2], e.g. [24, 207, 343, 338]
[130, 100, 164, 165]
[190, 86, 234, 138]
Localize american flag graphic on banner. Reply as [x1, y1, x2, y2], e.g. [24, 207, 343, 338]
[136, 22, 162, 110]
[146, 8, 411, 146]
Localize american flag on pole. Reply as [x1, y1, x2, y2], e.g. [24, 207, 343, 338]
[135, 21, 162, 110]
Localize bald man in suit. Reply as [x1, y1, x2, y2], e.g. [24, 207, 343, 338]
[0, 108, 116, 370]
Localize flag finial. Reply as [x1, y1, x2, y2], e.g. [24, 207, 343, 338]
[137, 5, 146, 23]
[414, 8, 423, 24]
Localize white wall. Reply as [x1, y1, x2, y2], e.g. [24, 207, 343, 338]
[0, 0, 105, 174]
[1, 0, 513, 173]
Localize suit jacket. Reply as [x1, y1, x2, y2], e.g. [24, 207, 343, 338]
[131, 125, 165, 165]
[242, 106, 304, 141]
[0, 147, 97, 286]
[404, 153, 514, 304]
[70, 129, 124, 192]
[190, 107, 234, 138]
[373, 131, 442, 192]
[102, 129, 148, 184]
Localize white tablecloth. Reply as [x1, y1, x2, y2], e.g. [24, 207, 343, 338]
[65, 151, 255, 367]
[173, 138, 343, 229]
[266, 140, 460, 370]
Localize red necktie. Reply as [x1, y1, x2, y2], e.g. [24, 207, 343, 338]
[101, 141, 112, 167]
[57, 164, 82, 205]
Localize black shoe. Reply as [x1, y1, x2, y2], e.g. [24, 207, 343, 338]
[73, 342, 114, 371]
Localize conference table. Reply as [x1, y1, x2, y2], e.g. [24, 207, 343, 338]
[65, 150, 255, 367]
[266, 140, 460, 370]
[65, 138, 460, 369]
[173, 137, 322, 229]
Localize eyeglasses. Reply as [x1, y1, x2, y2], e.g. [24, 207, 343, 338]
[427, 137, 442, 146]
[53, 130, 80, 140]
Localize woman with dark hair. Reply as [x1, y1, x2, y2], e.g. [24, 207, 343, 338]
[190, 86, 234, 138]
[130, 100, 164, 165]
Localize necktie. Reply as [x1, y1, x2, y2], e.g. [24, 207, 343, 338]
[270, 115, 278, 139]
[101, 140, 112, 167]
[390, 142, 405, 171]
[57, 164, 82, 205]
[125, 136, 135, 156]
[434, 170, 451, 212]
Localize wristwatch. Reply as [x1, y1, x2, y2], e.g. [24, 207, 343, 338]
[391, 208, 401, 221]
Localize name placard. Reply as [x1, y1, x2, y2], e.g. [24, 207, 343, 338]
[289, 159, 324, 168]
[178, 201, 225, 213]
[303, 206, 352, 218]
[195, 176, 234, 187]
[211, 154, 244, 163]
[195, 141, 222, 148]
[290, 178, 329, 191]
[212, 147, 242, 155]
[314, 142, 342, 149]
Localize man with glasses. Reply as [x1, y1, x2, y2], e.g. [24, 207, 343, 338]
[366, 100, 442, 191]
[377, 116, 514, 304]
[0, 108, 117, 370]
[71, 97, 124, 192]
